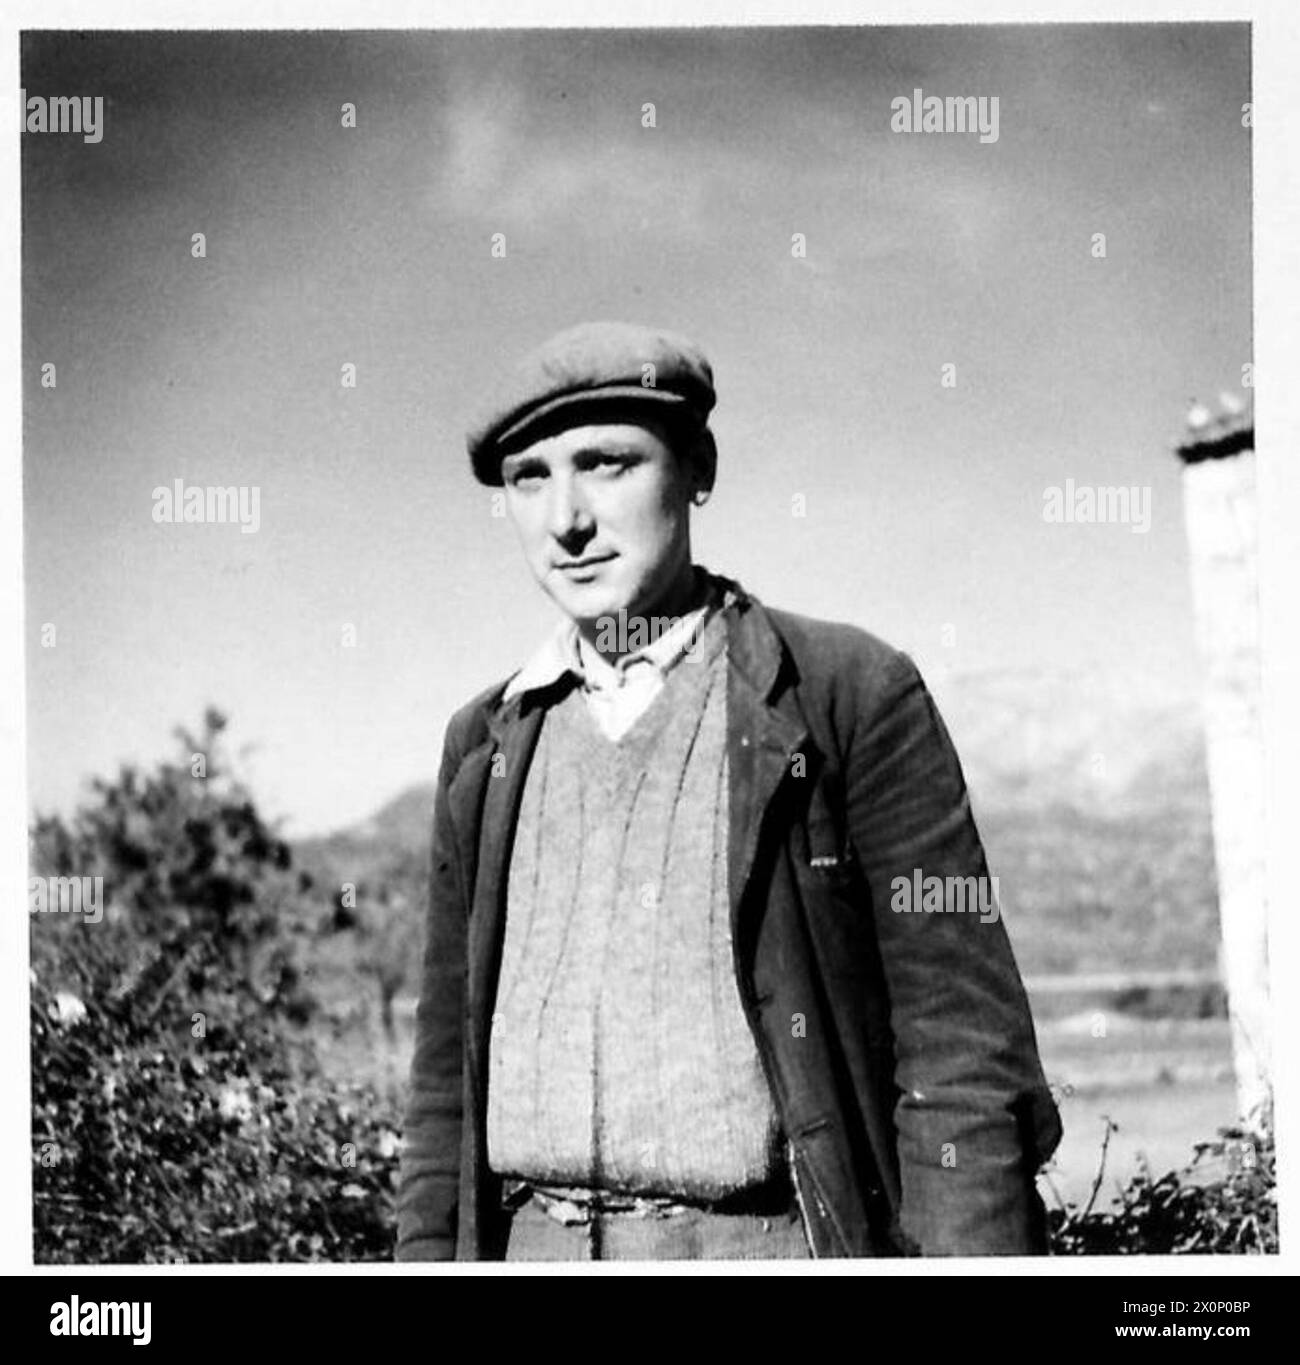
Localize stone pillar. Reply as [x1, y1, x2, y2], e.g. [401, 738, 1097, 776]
[1175, 401, 1270, 1126]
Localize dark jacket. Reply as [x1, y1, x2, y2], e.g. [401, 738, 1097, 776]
[396, 580, 1062, 1259]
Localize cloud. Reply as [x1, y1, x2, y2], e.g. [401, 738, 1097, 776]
[439, 82, 522, 205]
[433, 92, 712, 244]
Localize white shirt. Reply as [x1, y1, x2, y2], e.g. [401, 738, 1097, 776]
[502, 577, 728, 740]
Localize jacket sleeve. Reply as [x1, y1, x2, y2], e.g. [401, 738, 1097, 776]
[395, 723, 471, 1261]
[845, 650, 1062, 1256]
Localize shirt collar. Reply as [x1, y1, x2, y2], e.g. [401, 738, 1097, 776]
[503, 571, 730, 702]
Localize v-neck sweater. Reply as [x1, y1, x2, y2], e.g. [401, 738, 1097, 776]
[485, 610, 783, 1199]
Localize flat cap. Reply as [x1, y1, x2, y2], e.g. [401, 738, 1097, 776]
[466, 320, 716, 485]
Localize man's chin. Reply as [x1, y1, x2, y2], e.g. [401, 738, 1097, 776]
[546, 580, 630, 627]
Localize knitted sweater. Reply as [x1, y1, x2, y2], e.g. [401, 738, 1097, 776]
[485, 612, 783, 1198]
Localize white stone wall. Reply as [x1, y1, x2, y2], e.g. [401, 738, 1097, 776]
[1181, 448, 1271, 1124]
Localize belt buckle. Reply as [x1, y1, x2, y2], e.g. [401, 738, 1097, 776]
[528, 1187, 594, 1227]
[542, 1196, 592, 1227]
[525, 1184, 694, 1225]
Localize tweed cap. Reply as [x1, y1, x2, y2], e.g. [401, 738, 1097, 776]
[466, 320, 716, 485]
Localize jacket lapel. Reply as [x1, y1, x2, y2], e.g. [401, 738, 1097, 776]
[724, 594, 809, 939]
[465, 697, 545, 1062]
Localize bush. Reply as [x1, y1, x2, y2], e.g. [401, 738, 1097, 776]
[1048, 1119, 1277, 1255]
[30, 709, 401, 1263]
[31, 960, 401, 1263]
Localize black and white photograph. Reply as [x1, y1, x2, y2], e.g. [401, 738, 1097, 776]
[8, 5, 1297, 1298]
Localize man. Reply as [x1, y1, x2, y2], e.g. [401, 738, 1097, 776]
[396, 320, 1062, 1261]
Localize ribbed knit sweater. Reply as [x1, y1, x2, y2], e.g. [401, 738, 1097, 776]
[486, 611, 783, 1198]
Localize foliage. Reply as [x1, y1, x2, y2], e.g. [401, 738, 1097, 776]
[30, 709, 401, 1263]
[1048, 1119, 1277, 1255]
[31, 959, 401, 1263]
[31, 708, 310, 1010]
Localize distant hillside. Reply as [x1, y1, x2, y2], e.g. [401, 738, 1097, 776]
[929, 667, 1208, 820]
[297, 783, 437, 870]
[930, 667, 1217, 975]
[296, 668, 1220, 978]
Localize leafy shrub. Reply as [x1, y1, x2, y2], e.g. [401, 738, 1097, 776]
[30, 709, 401, 1263]
[31, 960, 401, 1263]
[1048, 1119, 1277, 1255]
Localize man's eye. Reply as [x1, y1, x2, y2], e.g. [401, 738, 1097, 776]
[507, 466, 546, 487]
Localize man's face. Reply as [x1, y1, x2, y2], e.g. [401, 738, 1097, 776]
[500, 418, 697, 627]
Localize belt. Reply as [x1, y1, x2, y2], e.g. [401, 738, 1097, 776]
[503, 1174, 796, 1226]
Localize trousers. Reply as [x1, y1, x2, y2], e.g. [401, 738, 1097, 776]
[503, 1195, 811, 1261]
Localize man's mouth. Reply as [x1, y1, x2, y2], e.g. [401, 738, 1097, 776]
[554, 553, 616, 572]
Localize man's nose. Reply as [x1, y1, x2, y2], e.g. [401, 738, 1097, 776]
[546, 474, 593, 542]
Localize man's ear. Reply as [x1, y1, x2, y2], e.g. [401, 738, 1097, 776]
[690, 426, 718, 496]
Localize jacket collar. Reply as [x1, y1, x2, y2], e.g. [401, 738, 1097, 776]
[500, 572, 727, 704]
[485, 568, 788, 742]
[718, 576, 794, 707]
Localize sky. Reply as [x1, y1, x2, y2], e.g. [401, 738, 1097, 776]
[21, 24, 1253, 835]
